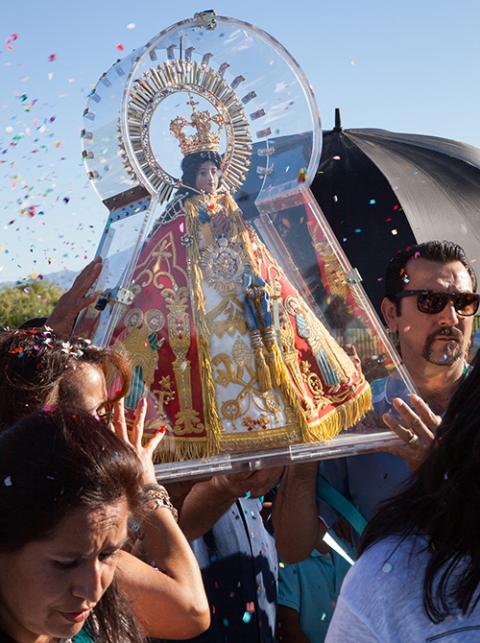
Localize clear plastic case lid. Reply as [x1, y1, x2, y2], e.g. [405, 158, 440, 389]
[75, 11, 411, 481]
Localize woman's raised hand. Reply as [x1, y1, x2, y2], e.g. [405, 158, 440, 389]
[113, 396, 166, 485]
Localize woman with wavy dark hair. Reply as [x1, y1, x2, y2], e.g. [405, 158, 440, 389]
[0, 328, 210, 641]
[326, 352, 480, 641]
[0, 410, 145, 642]
[0, 327, 130, 432]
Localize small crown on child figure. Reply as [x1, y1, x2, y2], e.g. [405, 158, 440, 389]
[170, 95, 223, 155]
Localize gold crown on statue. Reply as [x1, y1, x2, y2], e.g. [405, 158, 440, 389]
[170, 96, 224, 155]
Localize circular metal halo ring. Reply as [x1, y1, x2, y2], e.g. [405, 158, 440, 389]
[123, 59, 253, 202]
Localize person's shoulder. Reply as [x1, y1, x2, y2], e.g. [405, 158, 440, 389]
[344, 537, 396, 584]
[343, 534, 425, 597]
[330, 535, 431, 642]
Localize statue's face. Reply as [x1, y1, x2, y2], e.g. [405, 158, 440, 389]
[195, 161, 219, 194]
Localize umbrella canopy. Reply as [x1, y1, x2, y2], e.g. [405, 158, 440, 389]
[312, 109, 480, 312]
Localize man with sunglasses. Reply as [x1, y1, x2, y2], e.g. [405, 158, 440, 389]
[273, 240, 478, 562]
[377, 242, 477, 461]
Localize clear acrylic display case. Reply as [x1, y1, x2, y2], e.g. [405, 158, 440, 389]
[75, 11, 412, 481]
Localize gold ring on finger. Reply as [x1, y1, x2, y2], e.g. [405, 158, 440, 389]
[407, 431, 419, 445]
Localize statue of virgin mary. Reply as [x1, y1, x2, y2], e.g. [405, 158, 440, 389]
[111, 97, 371, 460]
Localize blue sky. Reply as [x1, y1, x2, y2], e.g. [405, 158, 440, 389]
[1, 0, 478, 283]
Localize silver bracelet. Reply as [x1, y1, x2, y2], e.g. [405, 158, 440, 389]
[143, 483, 178, 522]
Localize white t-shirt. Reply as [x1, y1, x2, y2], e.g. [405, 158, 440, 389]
[326, 535, 480, 642]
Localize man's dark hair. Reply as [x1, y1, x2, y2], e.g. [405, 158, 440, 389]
[384, 241, 477, 313]
[358, 350, 480, 623]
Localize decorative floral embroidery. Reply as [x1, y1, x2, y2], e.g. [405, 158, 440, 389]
[242, 414, 270, 432]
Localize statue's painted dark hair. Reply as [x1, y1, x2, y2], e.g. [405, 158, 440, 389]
[177, 151, 222, 197]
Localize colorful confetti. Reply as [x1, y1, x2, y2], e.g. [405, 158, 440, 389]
[6, 33, 19, 51]
[297, 167, 307, 182]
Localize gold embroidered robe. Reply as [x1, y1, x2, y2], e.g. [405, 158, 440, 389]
[112, 192, 371, 460]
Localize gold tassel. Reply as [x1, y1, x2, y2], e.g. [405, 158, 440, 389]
[250, 330, 272, 391]
[276, 359, 311, 441]
[259, 324, 311, 441]
[198, 333, 223, 455]
[185, 201, 224, 457]
[262, 328, 283, 387]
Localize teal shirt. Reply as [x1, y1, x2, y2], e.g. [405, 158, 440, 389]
[278, 538, 353, 643]
[73, 629, 94, 642]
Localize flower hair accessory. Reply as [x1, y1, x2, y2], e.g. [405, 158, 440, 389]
[2, 326, 93, 360]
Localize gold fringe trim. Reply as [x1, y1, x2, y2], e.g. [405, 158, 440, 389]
[302, 380, 372, 442]
[151, 381, 371, 464]
[153, 435, 211, 465]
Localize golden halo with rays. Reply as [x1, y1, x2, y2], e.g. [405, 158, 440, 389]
[121, 59, 253, 203]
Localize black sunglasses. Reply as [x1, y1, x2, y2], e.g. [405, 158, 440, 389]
[395, 289, 480, 317]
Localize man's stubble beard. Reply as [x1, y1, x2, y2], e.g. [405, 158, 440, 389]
[422, 326, 466, 366]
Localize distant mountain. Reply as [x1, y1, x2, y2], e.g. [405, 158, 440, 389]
[40, 269, 78, 290]
[0, 268, 78, 291]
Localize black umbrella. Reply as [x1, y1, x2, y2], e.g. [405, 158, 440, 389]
[312, 109, 480, 312]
